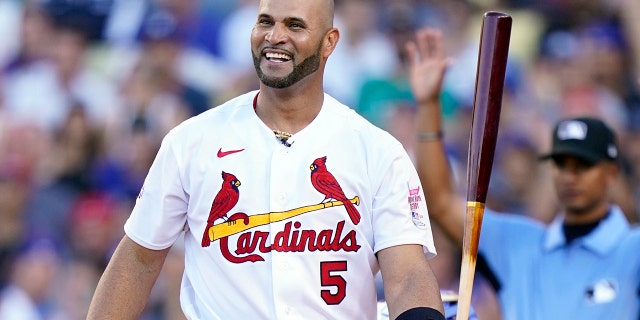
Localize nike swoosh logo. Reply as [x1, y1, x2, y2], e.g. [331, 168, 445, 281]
[217, 148, 245, 158]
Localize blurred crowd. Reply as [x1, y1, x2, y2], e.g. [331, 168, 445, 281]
[0, 0, 638, 319]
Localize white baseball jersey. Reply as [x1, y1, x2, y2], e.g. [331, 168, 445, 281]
[124, 91, 436, 319]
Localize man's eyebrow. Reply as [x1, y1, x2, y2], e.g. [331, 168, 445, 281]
[285, 17, 307, 25]
[257, 13, 307, 25]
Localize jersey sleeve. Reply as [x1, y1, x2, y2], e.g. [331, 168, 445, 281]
[371, 144, 437, 258]
[124, 130, 189, 250]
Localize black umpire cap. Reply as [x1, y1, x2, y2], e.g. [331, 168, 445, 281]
[539, 117, 618, 164]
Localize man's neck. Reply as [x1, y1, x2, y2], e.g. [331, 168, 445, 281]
[562, 209, 610, 244]
[255, 87, 324, 134]
[562, 201, 610, 225]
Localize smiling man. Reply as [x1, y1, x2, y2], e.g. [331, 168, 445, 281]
[87, 1, 445, 319]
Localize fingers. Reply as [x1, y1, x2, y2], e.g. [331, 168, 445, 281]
[416, 29, 433, 59]
[408, 28, 444, 62]
[406, 27, 453, 105]
[429, 29, 444, 60]
[405, 41, 419, 67]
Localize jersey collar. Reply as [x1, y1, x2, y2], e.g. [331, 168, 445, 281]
[543, 205, 629, 256]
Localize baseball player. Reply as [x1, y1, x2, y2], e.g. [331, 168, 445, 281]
[408, 28, 640, 319]
[87, 1, 445, 319]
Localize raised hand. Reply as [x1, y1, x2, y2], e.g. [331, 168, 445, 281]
[406, 28, 452, 107]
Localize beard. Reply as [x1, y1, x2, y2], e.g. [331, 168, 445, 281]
[253, 43, 322, 89]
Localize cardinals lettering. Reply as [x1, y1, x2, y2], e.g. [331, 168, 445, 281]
[202, 156, 362, 253]
[220, 219, 361, 264]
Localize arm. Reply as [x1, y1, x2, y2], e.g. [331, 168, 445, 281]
[407, 28, 465, 246]
[87, 235, 170, 320]
[378, 244, 444, 319]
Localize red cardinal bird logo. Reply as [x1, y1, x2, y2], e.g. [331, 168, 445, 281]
[310, 156, 361, 225]
[201, 171, 241, 247]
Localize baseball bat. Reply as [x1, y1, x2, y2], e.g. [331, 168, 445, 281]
[456, 11, 512, 320]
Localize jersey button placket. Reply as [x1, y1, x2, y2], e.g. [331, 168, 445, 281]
[270, 148, 293, 319]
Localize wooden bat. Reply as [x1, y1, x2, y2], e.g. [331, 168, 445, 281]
[456, 11, 512, 320]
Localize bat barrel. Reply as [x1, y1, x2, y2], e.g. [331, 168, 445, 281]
[466, 11, 512, 204]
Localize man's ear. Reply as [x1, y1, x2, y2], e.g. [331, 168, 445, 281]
[322, 28, 340, 59]
[605, 161, 620, 185]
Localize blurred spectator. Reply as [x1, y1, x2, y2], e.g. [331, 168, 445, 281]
[217, 0, 258, 70]
[486, 134, 541, 216]
[356, 77, 415, 130]
[66, 192, 124, 271]
[103, 0, 149, 47]
[96, 50, 192, 201]
[0, 238, 63, 320]
[51, 258, 101, 320]
[623, 128, 640, 221]
[135, 7, 212, 116]
[354, 1, 434, 130]
[1, 0, 51, 73]
[0, 0, 21, 69]
[324, 0, 400, 107]
[23, 105, 102, 247]
[1, 1, 122, 132]
[0, 118, 44, 287]
[92, 117, 161, 202]
[41, 106, 102, 190]
[214, 0, 261, 102]
[102, 0, 230, 88]
[579, 22, 632, 99]
[0, 155, 32, 290]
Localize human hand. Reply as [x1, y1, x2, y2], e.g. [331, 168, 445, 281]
[406, 28, 452, 107]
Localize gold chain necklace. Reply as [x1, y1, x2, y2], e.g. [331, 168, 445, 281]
[272, 129, 292, 140]
[272, 129, 294, 147]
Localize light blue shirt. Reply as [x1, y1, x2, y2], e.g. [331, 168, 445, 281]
[479, 206, 640, 320]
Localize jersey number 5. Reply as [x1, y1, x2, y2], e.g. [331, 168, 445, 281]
[320, 261, 347, 305]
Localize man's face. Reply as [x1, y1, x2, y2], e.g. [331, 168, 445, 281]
[551, 155, 615, 215]
[250, 0, 333, 88]
[252, 37, 323, 89]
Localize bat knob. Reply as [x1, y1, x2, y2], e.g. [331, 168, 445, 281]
[484, 11, 511, 18]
